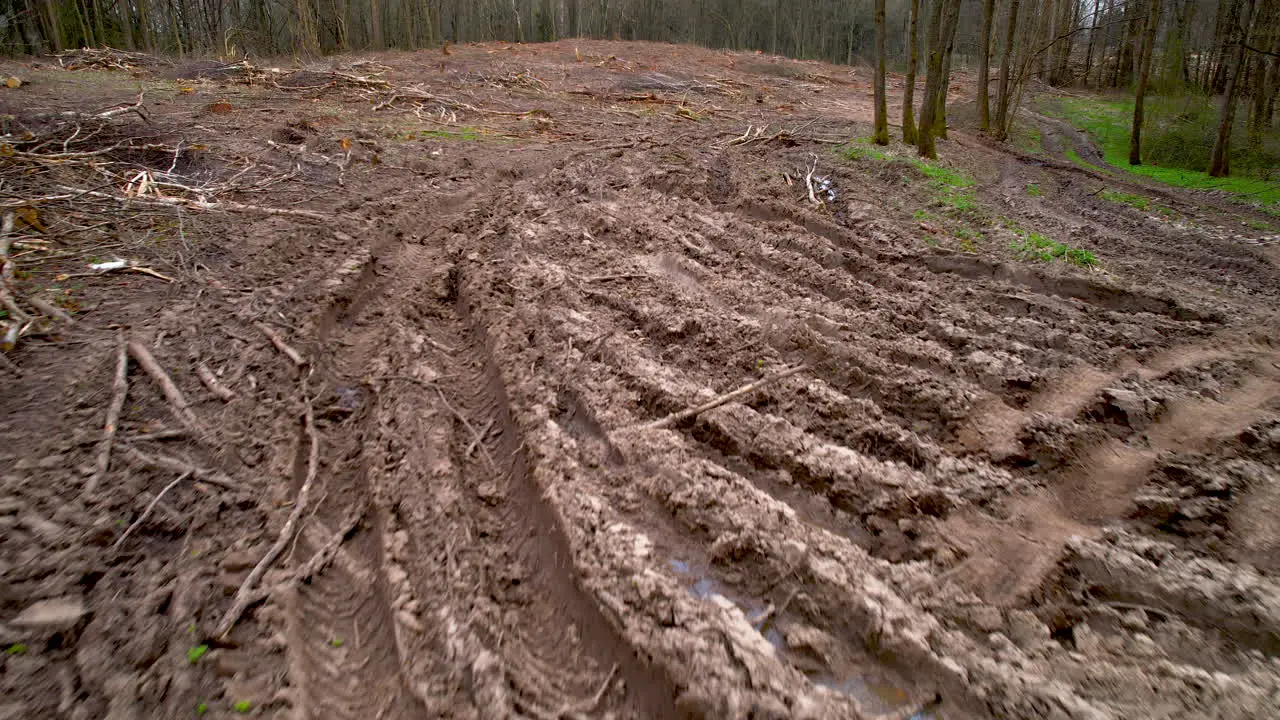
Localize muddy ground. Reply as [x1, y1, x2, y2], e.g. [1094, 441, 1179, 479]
[1, 40, 1279, 719]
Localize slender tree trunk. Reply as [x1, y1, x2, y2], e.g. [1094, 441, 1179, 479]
[994, 0, 1021, 139]
[1210, 0, 1256, 176]
[901, 0, 921, 142]
[40, 0, 64, 51]
[1129, 0, 1163, 164]
[873, 0, 889, 144]
[938, 45, 953, 137]
[1249, 54, 1268, 143]
[116, 0, 135, 48]
[903, 0, 921, 143]
[918, 0, 962, 157]
[978, 0, 997, 129]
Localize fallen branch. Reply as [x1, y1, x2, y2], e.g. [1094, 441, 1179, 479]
[557, 664, 619, 718]
[215, 393, 320, 639]
[803, 155, 820, 206]
[0, 212, 28, 325]
[85, 336, 129, 495]
[255, 322, 307, 367]
[121, 446, 239, 490]
[26, 296, 74, 324]
[128, 341, 201, 432]
[431, 385, 496, 469]
[294, 501, 366, 584]
[112, 470, 192, 551]
[52, 185, 332, 222]
[195, 361, 236, 402]
[632, 364, 809, 432]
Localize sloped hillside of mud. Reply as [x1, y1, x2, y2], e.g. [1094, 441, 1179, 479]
[2, 40, 1279, 720]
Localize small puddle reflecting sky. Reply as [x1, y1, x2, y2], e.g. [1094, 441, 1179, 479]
[668, 557, 938, 719]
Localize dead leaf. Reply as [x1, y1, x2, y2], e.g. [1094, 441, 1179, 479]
[15, 206, 45, 232]
[4, 77, 21, 89]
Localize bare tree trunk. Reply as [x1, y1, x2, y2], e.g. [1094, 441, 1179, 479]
[874, 0, 889, 144]
[903, 0, 921, 143]
[978, 0, 997, 129]
[1129, 0, 1163, 164]
[1210, 0, 1256, 176]
[117, 0, 135, 48]
[918, 0, 962, 157]
[994, 0, 1021, 139]
[938, 45, 953, 137]
[40, 0, 64, 51]
[370, 0, 383, 48]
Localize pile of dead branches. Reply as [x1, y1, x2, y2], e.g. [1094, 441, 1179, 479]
[54, 47, 171, 71]
[0, 94, 324, 359]
[273, 68, 391, 92]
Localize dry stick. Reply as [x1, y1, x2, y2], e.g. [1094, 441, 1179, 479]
[635, 364, 809, 432]
[255, 323, 307, 367]
[215, 395, 320, 640]
[85, 337, 129, 495]
[294, 501, 367, 584]
[559, 664, 620, 718]
[0, 212, 28, 325]
[127, 341, 201, 432]
[195, 361, 236, 402]
[803, 155, 820, 206]
[27, 296, 74, 324]
[112, 470, 192, 551]
[52, 185, 332, 222]
[121, 446, 239, 490]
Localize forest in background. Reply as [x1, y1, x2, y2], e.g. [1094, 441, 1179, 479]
[3, 0, 1278, 181]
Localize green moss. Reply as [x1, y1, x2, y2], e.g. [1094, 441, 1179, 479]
[233, 700, 252, 713]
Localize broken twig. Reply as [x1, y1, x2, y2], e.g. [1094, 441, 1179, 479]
[294, 501, 367, 584]
[27, 296, 74, 324]
[128, 341, 201, 432]
[633, 364, 809, 431]
[0, 212, 29, 336]
[85, 336, 129, 495]
[112, 470, 192, 551]
[121, 445, 239, 490]
[255, 322, 307, 367]
[216, 392, 320, 639]
[195, 361, 236, 402]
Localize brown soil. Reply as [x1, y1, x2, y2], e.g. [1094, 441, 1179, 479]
[2, 41, 1279, 720]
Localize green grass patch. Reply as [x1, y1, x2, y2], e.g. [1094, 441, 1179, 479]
[837, 139, 978, 217]
[186, 645, 209, 665]
[1026, 183, 1043, 197]
[1012, 231, 1098, 267]
[233, 700, 252, 713]
[7, 644, 28, 655]
[1011, 123, 1044, 154]
[838, 142, 892, 162]
[1100, 189, 1152, 210]
[1048, 95, 1280, 208]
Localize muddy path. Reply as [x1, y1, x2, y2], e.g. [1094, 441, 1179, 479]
[2, 40, 1279, 720]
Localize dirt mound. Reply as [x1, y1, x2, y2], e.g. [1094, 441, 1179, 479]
[1, 40, 1278, 720]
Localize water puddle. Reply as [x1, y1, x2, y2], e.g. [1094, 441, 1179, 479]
[667, 557, 935, 719]
[814, 675, 939, 719]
